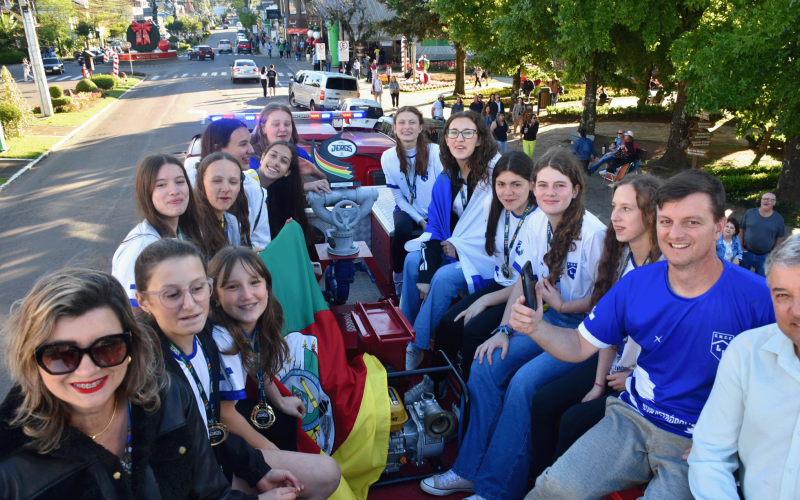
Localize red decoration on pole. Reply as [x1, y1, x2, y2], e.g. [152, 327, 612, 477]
[130, 20, 152, 45]
[103, 50, 109, 63]
[81, 63, 88, 78]
[112, 52, 119, 77]
[157, 39, 171, 51]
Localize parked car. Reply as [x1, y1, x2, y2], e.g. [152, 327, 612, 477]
[223, 23, 229, 28]
[336, 98, 384, 129]
[218, 39, 233, 53]
[289, 71, 360, 110]
[42, 57, 65, 74]
[231, 59, 259, 83]
[237, 39, 252, 54]
[188, 46, 215, 60]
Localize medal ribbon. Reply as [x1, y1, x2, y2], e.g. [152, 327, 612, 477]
[404, 152, 417, 206]
[176, 226, 186, 241]
[245, 330, 268, 407]
[168, 338, 217, 425]
[546, 220, 553, 250]
[456, 170, 468, 213]
[504, 203, 534, 269]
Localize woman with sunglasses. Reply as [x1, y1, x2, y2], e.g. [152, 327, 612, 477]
[135, 238, 337, 499]
[113, 154, 207, 314]
[401, 111, 500, 370]
[0, 268, 241, 499]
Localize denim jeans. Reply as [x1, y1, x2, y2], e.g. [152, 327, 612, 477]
[326, 63, 332, 72]
[452, 308, 592, 500]
[588, 152, 617, 173]
[400, 250, 468, 352]
[740, 251, 767, 277]
[497, 141, 508, 153]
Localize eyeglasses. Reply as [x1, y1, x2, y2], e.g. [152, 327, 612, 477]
[445, 129, 477, 139]
[617, 132, 624, 135]
[36, 333, 132, 375]
[761, 197, 776, 202]
[139, 279, 214, 309]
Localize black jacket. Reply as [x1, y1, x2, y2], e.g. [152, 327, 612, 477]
[0, 376, 232, 500]
[152, 319, 270, 494]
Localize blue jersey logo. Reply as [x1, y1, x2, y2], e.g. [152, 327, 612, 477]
[710, 332, 734, 361]
[567, 262, 578, 279]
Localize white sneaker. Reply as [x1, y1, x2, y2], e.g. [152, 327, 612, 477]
[406, 345, 425, 371]
[404, 374, 447, 405]
[599, 170, 608, 175]
[420, 470, 474, 496]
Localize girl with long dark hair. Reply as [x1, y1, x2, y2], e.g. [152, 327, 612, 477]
[197, 118, 271, 250]
[380, 106, 444, 295]
[527, 175, 662, 480]
[134, 239, 340, 500]
[407, 152, 537, 402]
[400, 111, 501, 371]
[421, 147, 607, 499]
[194, 152, 252, 258]
[113, 154, 206, 311]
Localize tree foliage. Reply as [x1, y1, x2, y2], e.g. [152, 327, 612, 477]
[306, 0, 377, 48]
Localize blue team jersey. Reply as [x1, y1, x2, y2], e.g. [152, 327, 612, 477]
[578, 259, 774, 437]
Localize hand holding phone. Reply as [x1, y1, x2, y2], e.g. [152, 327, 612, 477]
[520, 261, 538, 311]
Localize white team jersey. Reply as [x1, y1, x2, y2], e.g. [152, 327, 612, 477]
[212, 325, 249, 402]
[112, 220, 161, 307]
[489, 203, 538, 287]
[522, 209, 607, 302]
[381, 144, 443, 221]
[173, 337, 212, 433]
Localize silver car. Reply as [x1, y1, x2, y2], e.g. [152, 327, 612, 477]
[42, 57, 65, 74]
[289, 71, 360, 111]
[231, 59, 259, 83]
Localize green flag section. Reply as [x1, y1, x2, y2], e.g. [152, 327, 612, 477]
[261, 222, 390, 499]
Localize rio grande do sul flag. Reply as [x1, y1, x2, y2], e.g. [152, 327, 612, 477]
[260, 222, 390, 500]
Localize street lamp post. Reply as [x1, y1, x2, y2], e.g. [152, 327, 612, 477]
[18, 0, 53, 117]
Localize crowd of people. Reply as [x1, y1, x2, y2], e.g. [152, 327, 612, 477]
[0, 100, 795, 500]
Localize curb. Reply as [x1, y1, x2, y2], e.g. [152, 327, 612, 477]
[0, 78, 143, 193]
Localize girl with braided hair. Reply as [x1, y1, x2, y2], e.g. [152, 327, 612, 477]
[421, 147, 607, 500]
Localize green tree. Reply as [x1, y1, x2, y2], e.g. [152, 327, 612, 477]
[238, 11, 258, 32]
[0, 66, 34, 135]
[672, 0, 800, 203]
[166, 19, 186, 37]
[34, 0, 76, 56]
[0, 13, 24, 53]
[74, 20, 96, 39]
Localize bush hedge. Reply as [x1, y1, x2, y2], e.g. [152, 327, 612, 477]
[49, 85, 64, 98]
[0, 101, 23, 131]
[51, 96, 73, 107]
[705, 164, 781, 204]
[91, 74, 117, 90]
[0, 51, 26, 64]
[75, 78, 98, 93]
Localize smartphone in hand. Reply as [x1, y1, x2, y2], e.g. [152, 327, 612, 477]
[520, 261, 538, 311]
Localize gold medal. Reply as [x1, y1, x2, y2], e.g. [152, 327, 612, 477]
[501, 263, 511, 279]
[250, 403, 276, 429]
[208, 422, 229, 446]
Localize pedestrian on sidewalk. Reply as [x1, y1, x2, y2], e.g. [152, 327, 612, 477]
[352, 59, 360, 80]
[22, 58, 34, 82]
[279, 42, 284, 58]
[372, 75, 383, 106]
[550, 79, 560, 104]
[512, 97, 526, 136]
[267, 64, 277, 98]
[473, 66, 481, 88]
[389, 76, 400, 109]
[739, 193, 785, 276]
[521, 114, 539, 159]
[325, 52, 332, 72]
[267, 42, 273, 57]
[481, 68, 489, 86]
[260, 65, 268, 97]
[490, 112, 509, 153]
[571, 128, 600, 174]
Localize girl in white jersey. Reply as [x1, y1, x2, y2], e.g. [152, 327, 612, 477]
[528, 175, 663, 480]
[112, 154, 207, 311]
[380, 106, 444, 295]
[194, 152, 251, 258]
[421, 147, 607, 500]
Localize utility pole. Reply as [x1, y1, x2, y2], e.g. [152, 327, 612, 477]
[18, 0, 53, 117]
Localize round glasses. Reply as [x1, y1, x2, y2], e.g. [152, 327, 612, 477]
[36, 333, 131, 375]
[139, 279, 214, 309]
[445, 129, 477, 140]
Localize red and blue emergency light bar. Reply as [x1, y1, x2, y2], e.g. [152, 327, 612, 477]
[206, 111, 366, 124]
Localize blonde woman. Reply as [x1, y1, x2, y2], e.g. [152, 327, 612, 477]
[512, 98, 526, 137]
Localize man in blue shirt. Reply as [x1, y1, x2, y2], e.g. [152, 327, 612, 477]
[571, 128, 599, 174]
[511, 169, 775, 500]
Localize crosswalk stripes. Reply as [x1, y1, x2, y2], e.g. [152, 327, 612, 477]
[202, 72, 208, 76]
[172, 75, 179, 79]
[221, 72, 227, 76]
[71, 76, 82, 80]
[211, 72, 218, 76]
[150, 75, 160, 80]
[278, 72, 284, 76]
[182, 73, 188, 77]
[56, 75, 71, 81]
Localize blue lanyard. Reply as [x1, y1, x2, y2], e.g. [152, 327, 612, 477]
[546, 221, 553, 250]
[504, 203, 534, 267]
[168, 338, 217, 425]
[245, 329, 268, 406]
[456, 170, 468, 212]
[404, 152, 417, 205]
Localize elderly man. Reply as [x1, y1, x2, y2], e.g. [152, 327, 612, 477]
[689, 235, 800, 499]
[739, 192, 785, 276]
[514, 170, 775, 500]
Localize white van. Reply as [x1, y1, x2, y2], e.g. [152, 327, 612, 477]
[289, 71, 360, 110]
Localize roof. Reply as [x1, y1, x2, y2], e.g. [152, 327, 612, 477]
[415, 43, 457, 61]
[341, 98, 382, 107]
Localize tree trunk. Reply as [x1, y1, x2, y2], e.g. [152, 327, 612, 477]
[654, 80, 690, 169]
[776, 135, 800, 205]
[580, 52, 599, 136]
[454, 42, 465, 95]
[512, 63, 522, 98]
[759, 125, 775, 154]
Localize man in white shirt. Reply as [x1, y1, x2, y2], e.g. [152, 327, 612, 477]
[689, 235, 800, 500]
[431, 94, 445, 120]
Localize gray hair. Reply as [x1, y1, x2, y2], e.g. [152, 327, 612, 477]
[765, 235, 800, 283]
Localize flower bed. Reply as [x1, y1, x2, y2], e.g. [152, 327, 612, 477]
[399, 80, 455, 92]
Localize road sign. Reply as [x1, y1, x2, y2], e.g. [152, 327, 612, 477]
[690, 131, 713, 139]
[338, 41, 349, 61]
[687, 148, 708, 157]
[696, 111, 710, 120]
[690, 120, 715, 129]
[691, 139, 712, 147]
[124, 41, 132, 49]
[316, 43, 325, 61]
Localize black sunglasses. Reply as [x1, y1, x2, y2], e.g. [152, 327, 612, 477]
[36, 333, 132, 375]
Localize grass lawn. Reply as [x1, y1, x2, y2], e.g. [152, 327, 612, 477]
[0, 136, 62, 159]
[34, 77, 141, 127]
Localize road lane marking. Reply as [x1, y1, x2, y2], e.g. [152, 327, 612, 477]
[278, 72, 284, 76]
[56, 75, 71, 81]
[172, 75, 179, 79]
[181, 73, 188, 77]
[150, 75, 160, 80]
[212, 72, 218, 76]
[221, 72, 227, 76]
[71, 76, 82, 80]
[202, 72, 208, 76]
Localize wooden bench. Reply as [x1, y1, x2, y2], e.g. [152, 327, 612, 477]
[568, 130, 595, 143]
